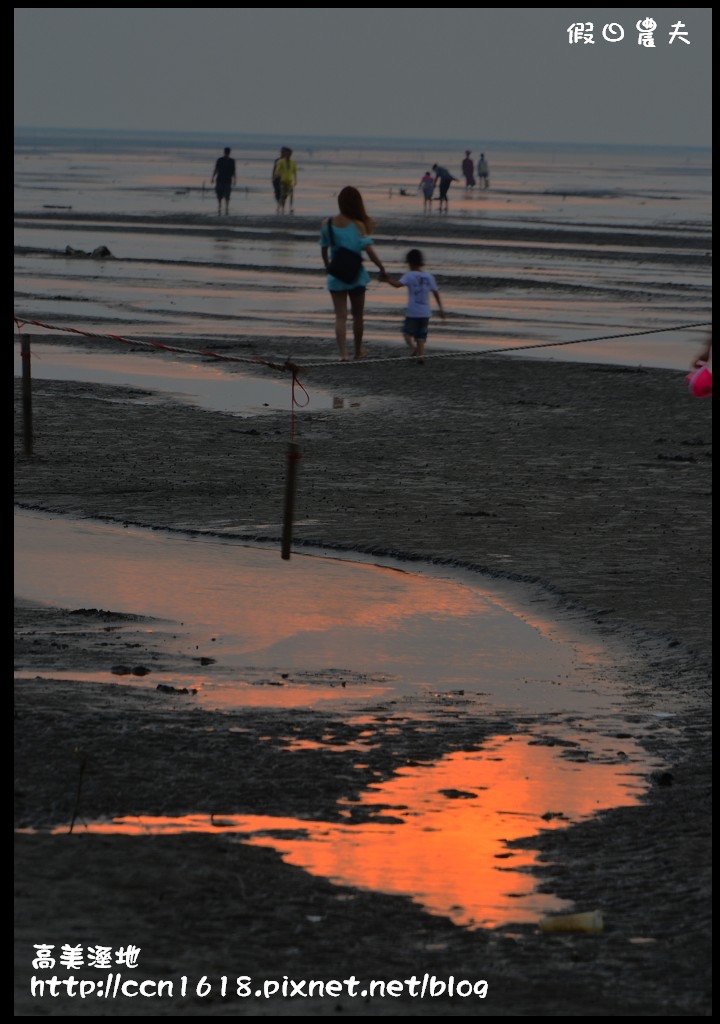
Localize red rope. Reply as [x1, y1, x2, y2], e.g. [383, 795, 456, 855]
[14, 314, 310, 440]
[290, 368, 310, 439]
[13, 315, 260, 364]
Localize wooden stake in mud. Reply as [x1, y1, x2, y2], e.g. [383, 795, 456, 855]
[21, 334, 33, 457]
[281, 441, 302, 560]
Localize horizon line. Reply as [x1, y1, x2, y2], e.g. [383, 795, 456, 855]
[13, 124, 712, 153]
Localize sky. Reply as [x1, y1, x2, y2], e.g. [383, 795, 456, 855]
[14, 8, 712, 147]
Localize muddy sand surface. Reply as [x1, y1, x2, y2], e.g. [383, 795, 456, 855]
[14, 341, 711, 1015]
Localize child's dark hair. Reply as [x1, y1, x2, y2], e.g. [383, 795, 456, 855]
[406, 248, 424, 268]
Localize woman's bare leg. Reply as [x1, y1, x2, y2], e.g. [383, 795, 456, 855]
[331, 291, 349, 360]
[349, 290, 367, 359]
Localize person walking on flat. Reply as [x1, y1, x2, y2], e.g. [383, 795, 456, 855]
[476, 153, 490, 189]
[432, 163, 457, 211]
[380, 248, 446, 364]
[319, 186, 387, 361]
[461, 150, 475, 191]
[419, 171, 435, 211]
[272, 147, 297, 213]
[211, 147, 236, 215]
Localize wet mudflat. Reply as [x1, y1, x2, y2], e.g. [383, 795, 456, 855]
[16, 511, 666, 933]
[14, 339, 712, 1015]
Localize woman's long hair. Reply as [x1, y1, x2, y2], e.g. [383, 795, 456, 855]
[337, 186, 375, 233]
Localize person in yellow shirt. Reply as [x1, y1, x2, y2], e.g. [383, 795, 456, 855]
[272, 147, 297, 213]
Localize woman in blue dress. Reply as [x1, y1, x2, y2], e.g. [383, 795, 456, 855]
[320, 186, 387, 360]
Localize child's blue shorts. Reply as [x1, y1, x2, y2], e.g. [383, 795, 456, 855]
[403, 317, 430, 341]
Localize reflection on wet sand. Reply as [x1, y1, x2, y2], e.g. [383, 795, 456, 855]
[15, 511, 660, 928]
[15, 511, 624, 715]
[13, 341, 338, 416]
[57, 733, 646, 928]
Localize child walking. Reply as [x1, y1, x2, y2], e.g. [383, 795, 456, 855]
[418, 170, 435, 211]
[381, 249, 445, 363]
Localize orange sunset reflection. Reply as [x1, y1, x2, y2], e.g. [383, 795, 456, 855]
[58, 733, 647, 929]
[16, 520, 482, 648]
[18, 514, 588, 701]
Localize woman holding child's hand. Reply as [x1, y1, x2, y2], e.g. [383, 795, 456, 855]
[320, 186, 386, 361]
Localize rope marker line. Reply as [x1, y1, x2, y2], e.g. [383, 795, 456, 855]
[15, 315, 711, 373]
[296, 321, 713, 368]
[15, 313, 709, 560]
[13, 310, 712, 432]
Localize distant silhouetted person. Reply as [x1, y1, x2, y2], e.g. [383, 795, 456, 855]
[419, 170, 435, 211]
[462, 150, 475, 191]
[211, 147, 236, 215]
[476, 152, 490, 189]
[271, 148, 283, 208]
[432, 163, 457, 211]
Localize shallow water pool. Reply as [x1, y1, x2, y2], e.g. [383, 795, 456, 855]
[15, 509, 674, 929]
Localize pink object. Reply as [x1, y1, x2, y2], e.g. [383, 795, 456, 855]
[686, 364, 712, 398]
